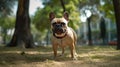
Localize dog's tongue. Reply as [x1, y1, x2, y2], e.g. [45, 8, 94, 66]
[56, 32, 62, 34]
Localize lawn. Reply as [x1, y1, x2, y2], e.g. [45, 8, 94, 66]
[0, 45, 120, 67]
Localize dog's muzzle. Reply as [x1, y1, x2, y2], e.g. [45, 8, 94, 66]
[54, 28, 65, 34]
[52, 28, 67, 39]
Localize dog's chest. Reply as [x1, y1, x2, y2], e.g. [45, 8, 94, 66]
[52, 35, 73, 47]
[55, 38, 69, 47]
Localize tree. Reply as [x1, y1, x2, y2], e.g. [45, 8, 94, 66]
[112, 0, 120, 50]
[7, 0, 34, 48]
[87, 16, 92, 45]
[79, 0, 100, 45]
[100, 17, 106, 45]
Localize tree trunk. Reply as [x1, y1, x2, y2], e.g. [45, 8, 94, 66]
[3, 29, 7, 44]
[60, 0, 66, 12]
[87, 17, 92, 46]
[7, 0, 34, 48]
[112, 0, 120, 50]
[100, 17, 106, 45]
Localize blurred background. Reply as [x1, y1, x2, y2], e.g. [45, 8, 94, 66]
[0, 0, 117, 47]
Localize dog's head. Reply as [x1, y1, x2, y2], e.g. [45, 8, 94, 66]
[49, 12, 69, 38]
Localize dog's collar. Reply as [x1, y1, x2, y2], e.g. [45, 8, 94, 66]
[53, 32, 67, 39]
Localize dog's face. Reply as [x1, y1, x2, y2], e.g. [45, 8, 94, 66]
[49, 12, 69, 37]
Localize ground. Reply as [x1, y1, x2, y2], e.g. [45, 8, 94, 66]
[0, 45, 120, 67]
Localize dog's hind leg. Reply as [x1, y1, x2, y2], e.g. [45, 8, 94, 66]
[59, 47, 65, 57]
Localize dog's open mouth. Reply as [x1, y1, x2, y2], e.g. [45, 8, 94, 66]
[53, 28, 66, 34]
[53, 29, 67, 38]
[55, 31, 62, 34]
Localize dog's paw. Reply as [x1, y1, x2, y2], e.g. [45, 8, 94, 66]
[75, 53, 78, 57]
[72, 57, 78, 60]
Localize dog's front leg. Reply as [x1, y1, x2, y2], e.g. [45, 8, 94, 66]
[52, 44, 58, 58]
[62, 47, 65, 55]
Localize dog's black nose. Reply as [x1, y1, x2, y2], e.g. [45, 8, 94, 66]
[55, 24, 62, 30]
[55, 24, 61, 28]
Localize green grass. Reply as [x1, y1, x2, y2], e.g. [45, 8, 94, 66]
[0, 45, 120, 67]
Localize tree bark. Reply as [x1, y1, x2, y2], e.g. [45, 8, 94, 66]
[7, 0, 34, 48]
[112, 0, 120, 50]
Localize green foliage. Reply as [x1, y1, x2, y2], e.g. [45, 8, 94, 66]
[0, 16, 15, 44]
[0, 17, 15, 29]
[99, 0, 115, 22]
[0, 0, 16, 44]
[31, 24, 48, 41]
[0, 0, 16, 29]
[65, 1, 80, 29]
[32, 8, 51, 32]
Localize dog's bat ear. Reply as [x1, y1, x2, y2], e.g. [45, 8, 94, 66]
[63, 11, 69, 21]
[49, 12, 55, 21]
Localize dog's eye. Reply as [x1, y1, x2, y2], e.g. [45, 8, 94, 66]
[61, 23, 65, 26]
[52, 23, 56, 26]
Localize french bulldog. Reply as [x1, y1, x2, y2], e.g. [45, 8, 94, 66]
[49, 12, 77, 60]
